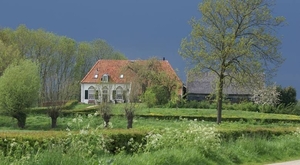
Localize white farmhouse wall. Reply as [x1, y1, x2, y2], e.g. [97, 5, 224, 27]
[81, 83, 131, 104]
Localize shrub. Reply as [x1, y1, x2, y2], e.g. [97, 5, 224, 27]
[143, 89, 157, 108]
[274, 103, 298, 115]
[64, 100, 79, 110]
[143, 85, 171, 108]
[180, 100, 213, 109]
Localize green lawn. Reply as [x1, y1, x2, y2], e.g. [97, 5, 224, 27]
[1, 109, 299, 132]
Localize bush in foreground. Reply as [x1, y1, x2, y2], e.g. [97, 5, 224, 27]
[2, 116, 300, 165]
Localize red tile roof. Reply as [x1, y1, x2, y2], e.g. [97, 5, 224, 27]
[81, 59, 182, 84]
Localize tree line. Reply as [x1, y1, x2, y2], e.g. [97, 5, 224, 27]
[0, 25, 126, 105]
[0, 25, 126, 128]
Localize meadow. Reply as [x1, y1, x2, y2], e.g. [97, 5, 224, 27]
[1, 103, 300, 165]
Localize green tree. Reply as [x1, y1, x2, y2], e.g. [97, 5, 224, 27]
[0, 28, 14, 46]
[143, 85, 170, 107]
[0, 59, 40, 128]
[0, 40, 22, 76]
[44, 36, 77, 128]
[125, 57, 180, 98]
[11, 25, 33, 57]
[179, 0, 285, 124]
[277, 86, 297, 106]
[125, 58, 161, 93]
[1, 25, 127, 105]
[90, 39, 126, 60]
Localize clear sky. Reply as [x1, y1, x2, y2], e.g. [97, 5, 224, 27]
[1, 0, 299, 99]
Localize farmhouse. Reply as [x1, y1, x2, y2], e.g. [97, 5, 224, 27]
[186, 72, 254, 103]
[80, 59, 182, 104]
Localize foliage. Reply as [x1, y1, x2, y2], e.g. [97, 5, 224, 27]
[0, 59, 40, 128]
[277, 86, 297, 106]
[142, 89, 157, 108]
[125, 57, 180, 99]
[179, 0, 285, 124]
[0, 25, 127, 106]
[261, 103, 300, 115]
[143, 85, 170, 108]
[143, 120, 220, 153]
[0, 40, 22, 77]
[2, 117, 300, 165]
[252, 84, 280, 106]
[222, 101, 258, 112]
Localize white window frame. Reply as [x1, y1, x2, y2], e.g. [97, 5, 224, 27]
[116, 86, 123, 100]
[102, 74, 108, 82]
[88, 86, 96, 100]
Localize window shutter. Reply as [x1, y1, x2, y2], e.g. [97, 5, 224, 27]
[85, 90, 88, 99]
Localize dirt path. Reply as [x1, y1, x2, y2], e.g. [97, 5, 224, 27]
[266, 160, 300, 165]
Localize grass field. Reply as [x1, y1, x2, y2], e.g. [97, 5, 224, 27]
[1, 111, 299, 131]
[1, 104, 300, 164]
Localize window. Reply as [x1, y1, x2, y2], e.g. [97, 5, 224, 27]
[88, 86, 96, 100]
[102, 86, 108, 102]
[116, 86, 123, 100]
[102, 74, 109, 82]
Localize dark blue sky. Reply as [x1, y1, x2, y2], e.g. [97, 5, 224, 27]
[1, 0, 299, 99]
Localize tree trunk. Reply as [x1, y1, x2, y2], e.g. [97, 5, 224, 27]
[126, 111, 134, 129]
[12, 112, 27, 129]
[127, 118, 133, 129]
[127, 112, 133, 129]
[48, 107, 60, 128]
[103, 113, 111, 128]
[51, 117, 58, 128]
[216, 71, 225, 124]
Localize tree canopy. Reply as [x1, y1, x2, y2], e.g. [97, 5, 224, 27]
[179, 0, 285, 124]
[0, 25, 127, 106]
[0, 40, 21, 76]
[0, 59, 40, 128]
